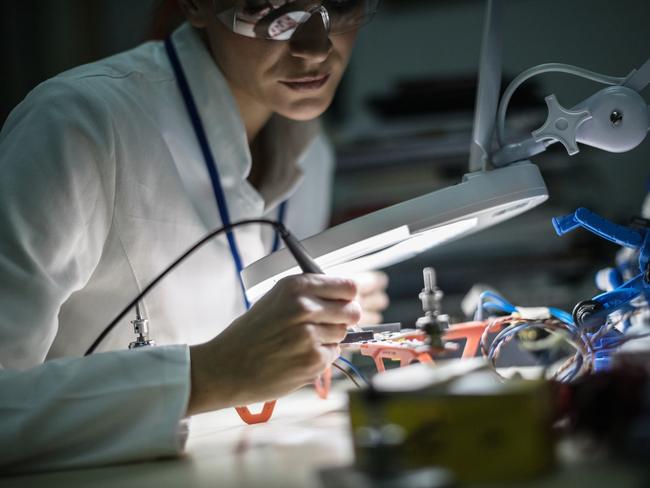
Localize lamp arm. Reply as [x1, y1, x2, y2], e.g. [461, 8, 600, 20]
[496, 63, 627, 148]
[492, 137, 548, 167]
[493, 59, 650, 168]
[622, 57, 650, 92]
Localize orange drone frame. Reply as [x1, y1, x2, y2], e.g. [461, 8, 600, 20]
[234, 318, 510, 424]
[235, 368, 332, 424]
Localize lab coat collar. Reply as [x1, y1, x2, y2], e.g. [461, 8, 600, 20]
[170, 23, 320, 214]
[260, 114, 320, 211]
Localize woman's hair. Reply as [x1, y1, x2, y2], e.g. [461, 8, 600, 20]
[150, 0, 186, 40]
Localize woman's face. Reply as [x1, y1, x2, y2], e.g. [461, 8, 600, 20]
[188, 1, 359, 121]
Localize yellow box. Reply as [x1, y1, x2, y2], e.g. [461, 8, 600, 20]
[349, 378, 554, 483]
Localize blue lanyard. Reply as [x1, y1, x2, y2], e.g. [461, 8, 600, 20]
[165, 38, 286, 311]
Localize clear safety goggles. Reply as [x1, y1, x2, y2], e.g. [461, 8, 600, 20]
[215, 0, 381, 41]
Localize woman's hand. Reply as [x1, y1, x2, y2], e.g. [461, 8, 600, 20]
[352, 271, 390, 326]
[187, 274, 361, 415]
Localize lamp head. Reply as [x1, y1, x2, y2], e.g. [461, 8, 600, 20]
[243, 162, 547, 302]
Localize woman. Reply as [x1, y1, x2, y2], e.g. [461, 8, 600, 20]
[0, 0, 386, 472]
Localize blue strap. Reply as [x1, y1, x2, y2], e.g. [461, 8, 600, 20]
[271, 201, 287, 253]
[165, 38, 252, 309]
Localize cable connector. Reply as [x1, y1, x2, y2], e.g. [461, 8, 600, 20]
[129, 302, 155, 349]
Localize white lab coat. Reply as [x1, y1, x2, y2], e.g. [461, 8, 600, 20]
[0, 23, 333, 472]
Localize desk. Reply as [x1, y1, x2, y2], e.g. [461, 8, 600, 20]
[2, 383, 647, 488]
[3, 388, 352, 488]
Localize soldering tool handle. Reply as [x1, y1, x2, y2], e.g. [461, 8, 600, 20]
[277, 224, 324, 274]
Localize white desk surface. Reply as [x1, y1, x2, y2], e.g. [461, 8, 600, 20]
[2, 387, 353, 488]
[2, 381, 647, 488]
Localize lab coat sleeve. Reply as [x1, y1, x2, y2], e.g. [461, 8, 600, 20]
[0, 345, 191, 474]
[0, 77, 116, 368]
[0, 79, 191, 471]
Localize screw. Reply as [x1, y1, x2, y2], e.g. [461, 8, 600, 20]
[423, 267, 436, 292]
[610, 110, 623, 126]
[572, 300, 605, 330]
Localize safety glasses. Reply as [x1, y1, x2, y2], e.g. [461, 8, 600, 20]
[215, 0, 381, 41]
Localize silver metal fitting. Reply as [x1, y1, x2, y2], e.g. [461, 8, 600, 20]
[415, 267, 447, 348]
[129, 302, 155, 349]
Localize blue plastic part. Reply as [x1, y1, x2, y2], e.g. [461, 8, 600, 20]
[593, 356, 613, 373]
[590, 330, 624, 373]
[553, 207, 650, 334]
[573, 207, 644, 249]
[593, 274, 645, 312]
[553, 207, 644, 248]
[609, 268, 623, 289]
[552, 213, 582, 236]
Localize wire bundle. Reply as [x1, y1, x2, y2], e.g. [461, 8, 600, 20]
[475, 292, 650, 383]
[482, 316, 593, 382]
[333, 356, 369, 389]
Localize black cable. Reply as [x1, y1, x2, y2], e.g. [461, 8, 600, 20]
[332, 362, 361, 388]
[85, 219, 283, 356]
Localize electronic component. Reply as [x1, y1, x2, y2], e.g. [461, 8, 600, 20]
[415, 267, 449, 349]
[128, 302, 155, 349]
[348, 362, 554, 483]
[360, 323, 402, 334]
[342, 331, 375, 344]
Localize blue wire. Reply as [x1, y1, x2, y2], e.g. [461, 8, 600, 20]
[337, 356, 370, 386]
[475, 301, 512, 321]
[483, 302, 513, 313]
[559, 353, 583, 383]
[480, 291, 516, 312]
[488, 322, 529, 358]
[476, 291, 516, 320]
[480, 291, 575, 327]
[549, 307, 575, 327]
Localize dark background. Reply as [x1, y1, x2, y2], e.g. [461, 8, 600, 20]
[2, 0, 649, 325]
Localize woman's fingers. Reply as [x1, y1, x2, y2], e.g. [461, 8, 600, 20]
[295, 296, 361, 326]
[359, 310, 383, 326]
[280, 274, 358, 301]
[360, 290, 390, 313]
[305, 323, 349, 345]
[354, 271, 389, 296]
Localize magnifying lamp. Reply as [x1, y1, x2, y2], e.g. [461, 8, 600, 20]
[243, 162, 547, 301]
